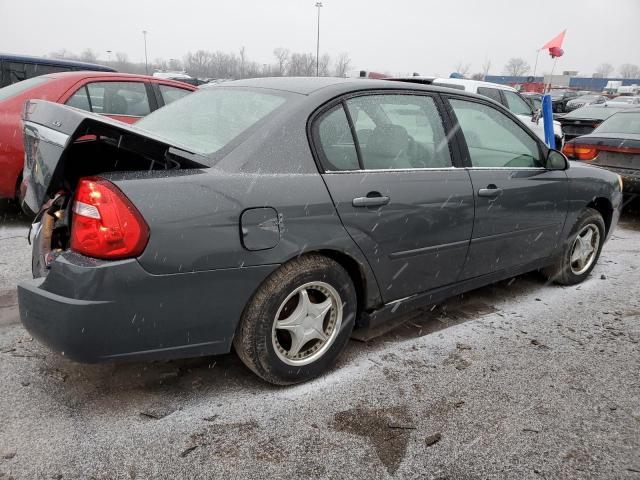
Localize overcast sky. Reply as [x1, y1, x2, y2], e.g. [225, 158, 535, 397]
[1, 0, 638, 77]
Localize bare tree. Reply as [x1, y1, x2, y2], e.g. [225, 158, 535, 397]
[168, 58, 183, 71]
[79, 48, 98, 63]
[239, 46, 247, 78]
[454, 62, 471, 77]
[334, 52, 351, 77]
[504, 58, 531, 77]
[273, 48, 290, 76]
[318, 53, 331, 76]
[470, 73, 484, 80]
[184, 50, 213, 78]
[593, 63, 614, 78]
[113, 52, 131, 71]
[48, 49, 73, 60]
[619, 63, 640, 79]
[481, 58, 492, 79]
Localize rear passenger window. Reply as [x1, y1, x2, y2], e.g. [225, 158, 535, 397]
[159, 84, 192, 105]
[477, 87, 503, 104]
[85, 81, 151, 116]
[345, 94, 452, 170]
[449, 99, 542, 168]
[316, 105, 359, 171]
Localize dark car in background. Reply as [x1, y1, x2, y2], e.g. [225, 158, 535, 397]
[17, 78, 621, 385]
[550, 90, 580, 113]
[565, 94, 606, 113]
[559, 105, 631, 140]
[0, 53, 115, 87]
[0, 71, 196, 204]
[563, 110, 640, 194]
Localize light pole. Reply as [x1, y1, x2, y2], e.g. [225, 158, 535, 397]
[315, 2, 322, 76]
[142, 30, 149, 75]
[106, 50, 112, 63]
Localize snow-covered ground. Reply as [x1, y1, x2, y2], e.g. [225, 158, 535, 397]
[0, 202, 639, 479]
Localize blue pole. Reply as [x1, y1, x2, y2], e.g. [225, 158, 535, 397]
[541, 94, 555, 149]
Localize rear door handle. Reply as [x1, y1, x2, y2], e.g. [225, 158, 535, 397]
[477, 185, 503, 198]
[352, 194, 390, 207]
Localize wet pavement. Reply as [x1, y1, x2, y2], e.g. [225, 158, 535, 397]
[0, 200, 639, 479]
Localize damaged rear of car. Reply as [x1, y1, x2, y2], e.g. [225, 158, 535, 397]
[18, 86, 314, 365]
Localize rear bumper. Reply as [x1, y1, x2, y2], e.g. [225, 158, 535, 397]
[18, 252, 278, 362]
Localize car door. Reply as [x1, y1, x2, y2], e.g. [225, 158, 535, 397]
[64, 80, 155, 124]
[313, 92, 475, 303]
[445, 95, 569, 278]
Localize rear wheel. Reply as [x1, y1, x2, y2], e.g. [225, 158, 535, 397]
[233, 255, 357, 385]
[544, 208, 605, 285]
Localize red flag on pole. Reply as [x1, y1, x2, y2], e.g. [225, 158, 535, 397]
[542, 30, 566, 50]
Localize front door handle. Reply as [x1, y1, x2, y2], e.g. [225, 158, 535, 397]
[352, 193, 390, 207]
[477, 185, 503, 198]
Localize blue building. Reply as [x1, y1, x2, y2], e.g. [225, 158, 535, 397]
[485, 75, 640, 92]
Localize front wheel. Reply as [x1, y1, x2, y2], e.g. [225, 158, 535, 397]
[233, 255, 357, 385]
[544, 208, 605, 285]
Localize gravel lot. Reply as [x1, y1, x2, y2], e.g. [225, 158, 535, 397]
[0, 200, 639, 480]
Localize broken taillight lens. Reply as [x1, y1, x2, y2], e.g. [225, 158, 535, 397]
[70, 177, 149, 259]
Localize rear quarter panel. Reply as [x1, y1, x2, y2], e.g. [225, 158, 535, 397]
[109, 97, 383, 309]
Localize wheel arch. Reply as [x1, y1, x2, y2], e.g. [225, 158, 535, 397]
[587, 197, 613, 235]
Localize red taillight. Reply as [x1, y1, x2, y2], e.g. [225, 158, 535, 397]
[70, 177, 149, 259]
[562, 143, 598, 161]
[563, 142, 640, 161]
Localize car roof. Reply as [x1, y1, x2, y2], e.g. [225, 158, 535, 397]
[37, 71, 197, 88]
[205, 76, 470, 96]
[208, 76, 376, 94]
[0, 53, 115, 72]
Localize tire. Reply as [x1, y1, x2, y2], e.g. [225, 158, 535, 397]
[233, 254, 357, 385]
[544, 208, 605, 285]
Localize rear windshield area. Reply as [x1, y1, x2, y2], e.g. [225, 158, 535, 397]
[135, 87, 289, 155]
[594, 112, 640, 134]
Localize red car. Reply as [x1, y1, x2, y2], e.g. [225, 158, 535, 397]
[0, 71, 196, 202]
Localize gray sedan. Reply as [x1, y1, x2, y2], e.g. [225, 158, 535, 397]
[18, 77, 622, 384]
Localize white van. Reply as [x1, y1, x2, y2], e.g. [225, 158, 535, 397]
[392, 77, 564, 147]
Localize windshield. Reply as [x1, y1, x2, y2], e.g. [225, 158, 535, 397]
[594, 112, 640, 134]
[135, 87, 289, 155]
[0, 76, 50, 102]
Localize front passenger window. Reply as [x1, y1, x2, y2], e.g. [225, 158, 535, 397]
[450, 99, 542, 168]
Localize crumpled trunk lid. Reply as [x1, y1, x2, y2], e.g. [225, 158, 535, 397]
[22, 99, 209, 213]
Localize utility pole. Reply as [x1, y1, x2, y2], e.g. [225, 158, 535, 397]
[315, 2, 323, 76]
[142, 30, 149, 75]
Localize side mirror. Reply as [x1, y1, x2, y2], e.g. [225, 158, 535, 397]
[546, 149, 569, 170]
[532, 108, 542, 124]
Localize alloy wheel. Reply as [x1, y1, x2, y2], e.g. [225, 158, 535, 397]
[271, 281, 343, 366]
